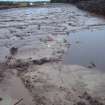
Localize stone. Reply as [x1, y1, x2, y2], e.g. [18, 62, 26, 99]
[0, 97, 3, 101]
[10, 47, 18, 55]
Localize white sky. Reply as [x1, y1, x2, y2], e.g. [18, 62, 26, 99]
[0, 0, 50, 1]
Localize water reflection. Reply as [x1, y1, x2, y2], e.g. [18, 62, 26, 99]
[64, 29, 105, 71]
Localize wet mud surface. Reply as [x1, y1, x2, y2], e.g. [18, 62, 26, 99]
[0, 4, 105, 105]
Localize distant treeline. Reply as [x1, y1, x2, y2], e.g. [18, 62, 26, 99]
[51, 0, 66, 3]
[51, 0, 80, 3]
[0, 1, 14, 5]
[0, 0, 78, 4]
[0, 1, 49, 5]
[51, 0, 105, 15]
[0, 0, 105, 16]
[0, 1, 49, 8]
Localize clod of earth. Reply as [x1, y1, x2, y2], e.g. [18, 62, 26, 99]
[87, 62, 96, 69]
[90, 62, 96, 67]
[0, 97, 3, 101]
[10, 47, 18, 55]
[32, 58, 61, 65]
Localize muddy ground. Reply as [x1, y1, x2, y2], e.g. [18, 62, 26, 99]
[0, 4, 105, 105]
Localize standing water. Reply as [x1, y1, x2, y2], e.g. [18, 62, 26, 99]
[64, 29, 105, 71]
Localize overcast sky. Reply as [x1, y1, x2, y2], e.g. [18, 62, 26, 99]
[0, 0, 50, 1]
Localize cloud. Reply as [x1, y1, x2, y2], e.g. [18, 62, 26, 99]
[0, 0, 50, 1]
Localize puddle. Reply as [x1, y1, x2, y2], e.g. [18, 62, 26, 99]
[64, 29, 105, 71]
[0, 71, 34, 105]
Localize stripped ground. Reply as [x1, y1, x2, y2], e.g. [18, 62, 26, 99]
[0, 4, 105, 105]
[22, 63, 105, 105]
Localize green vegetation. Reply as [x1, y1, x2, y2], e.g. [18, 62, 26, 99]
[0, 1, 14, 5]
[0, 1, 49, 8]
